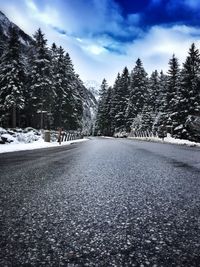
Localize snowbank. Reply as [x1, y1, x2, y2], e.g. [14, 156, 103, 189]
[0, 138, 88, 154]
[128, 133, 200, 147]
[0, 127, 40, 144]
[164, 134, 200, 147]
[0, 127, 88, 154]
[114, 131, 128, 138]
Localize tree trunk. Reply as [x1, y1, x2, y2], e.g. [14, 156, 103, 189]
[40, 111, 43, 129]
[12, 105, 16, 128]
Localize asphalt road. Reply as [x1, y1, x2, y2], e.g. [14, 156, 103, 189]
[0, 137, 200, 266]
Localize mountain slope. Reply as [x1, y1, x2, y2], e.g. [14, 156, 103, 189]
[0, 11, 33, 56]
[84, 80, 100, 100]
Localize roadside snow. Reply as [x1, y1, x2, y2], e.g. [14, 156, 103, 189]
[0, 127, 7, 134]
[0, 127, 88, 154]
[0, 138, 88, 154]
[101, 136, 115, 139]
[128, 133, 200, 147]
[164, 134, 200, 147]
[0, 128, 41, 144]
[1, 133, 16, 142]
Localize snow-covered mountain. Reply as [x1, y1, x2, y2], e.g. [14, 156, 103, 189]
[80, 83, 98, 135]
[82, 80, 101, 134]
[84, 80, 100, 101]
[0, 11, 33, 56]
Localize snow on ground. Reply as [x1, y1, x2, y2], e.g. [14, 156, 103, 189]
[101, 136, 115, 139]
[0, 138, 88, 154]
[128, 133, 200, 147]
[0, 127, 88, 154]
[0, 127, 41, 144]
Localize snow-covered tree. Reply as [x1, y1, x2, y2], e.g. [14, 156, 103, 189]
[109, 73, 121, 133]
[152, 71, 168, 135]
[50, 44, 84, 130]
[138, 70, 159, 133]
[29, 28, 54, 129]
[51, 44, 67, 128]
[64, 53, 83, 130]
[95, 79, 109, 135]
[181, 43, 200, 115]
[166, 54, 181, 134]
[149, 70, 160, 113]
[0, 26, 25, 128]
[126, 58, 148, 131]
[109, 67, 130, 133]
[178, 43, 200, 140]
[140, 103, 154, 133]
[158, 70, 168, 113]
[115, 67, 130, 131]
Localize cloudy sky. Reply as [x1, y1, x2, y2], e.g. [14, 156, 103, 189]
[1, 0, 200, 84]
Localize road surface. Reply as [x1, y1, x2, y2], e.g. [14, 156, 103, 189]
[0, 138, 200, 266]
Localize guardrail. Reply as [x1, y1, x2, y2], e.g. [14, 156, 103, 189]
[129, 130, 166, 139]
[43, 129, 83, 143]
[58, 130, 83, 144]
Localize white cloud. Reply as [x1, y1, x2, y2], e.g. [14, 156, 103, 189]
[1, 0, 200, 85]
[24, 0, 62, 27]
[184, 0, 200, 9]
[125, 25, 200, 75]
[25, 0, 37, 12]
[83, 44, 107, 55]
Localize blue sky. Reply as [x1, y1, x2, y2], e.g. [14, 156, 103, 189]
[1, 0, 200, 84]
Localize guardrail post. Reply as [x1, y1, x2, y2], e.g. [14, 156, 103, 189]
[58, 128, 62, 144]
[64, 132, 67, 141]
[61, 131, 65, 142]
[44, 130, 50, 142]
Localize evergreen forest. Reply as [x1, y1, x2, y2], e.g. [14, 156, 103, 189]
[0, 27, 86, 130]
[95, 44, 200, 141]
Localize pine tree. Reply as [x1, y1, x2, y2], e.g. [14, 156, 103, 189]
[64, 53, 83, 130]
[104, 86, 113, 135]
[138, 70, 160, 133]
[152, 71, 168, 136]
[29, 28, 53, 129]
[158, 71, 168, 113]
[140, 103, 154, 133]
[95, 79, 109, 135]
[110, 73, 121, 133]
[51, 44, 67, 128]
[0, 26, 25, 128]
[182, 43, 200, 114]
[109, 67, 130, 133]
[180, 43, 200, 140]
[115, 67, 130, 131]
[50, 45, 83, 130]
[149, 70, 160, 113]
[126, 58, 148, 131]
[166, 54, 181, 135]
